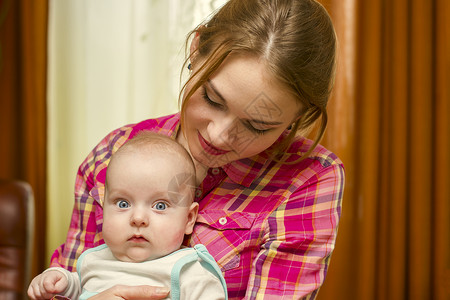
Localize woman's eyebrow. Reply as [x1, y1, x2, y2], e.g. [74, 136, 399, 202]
[207, 80, 227, 103]
[207, 80, 283, 126]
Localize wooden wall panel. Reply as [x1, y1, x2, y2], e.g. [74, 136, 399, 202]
[0, 0, 47, 279]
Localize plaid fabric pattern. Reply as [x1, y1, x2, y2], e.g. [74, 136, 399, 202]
[50, 113, 344, 300]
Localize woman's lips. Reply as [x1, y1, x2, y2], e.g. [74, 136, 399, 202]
[198, 132, 231, 156]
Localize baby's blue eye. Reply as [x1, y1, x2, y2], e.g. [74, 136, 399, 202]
[116, 200, 130, 209]
[153, 202, 167, 211]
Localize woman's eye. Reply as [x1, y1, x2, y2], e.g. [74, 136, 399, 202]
[153, 201, 167, 211]
[244, 122, 269, 135]
[201, 85, 268, 135]
[116, 200, 130, 209]
[202, 87, 223, 109]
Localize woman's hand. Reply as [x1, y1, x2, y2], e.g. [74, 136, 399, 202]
[88, 285, 170, 300]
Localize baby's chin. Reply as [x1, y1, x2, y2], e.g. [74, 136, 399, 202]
[114, 249, 155, 262]
[114, 248, 169, 263]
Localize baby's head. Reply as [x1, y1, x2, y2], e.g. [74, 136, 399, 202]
[102, 131, 198, 262]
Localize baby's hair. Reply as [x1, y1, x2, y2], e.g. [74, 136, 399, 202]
[118, 131, 195, 171]
[106, 131, 197, 203]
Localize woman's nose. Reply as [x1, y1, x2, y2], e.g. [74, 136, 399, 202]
[208, 117, 239, 148]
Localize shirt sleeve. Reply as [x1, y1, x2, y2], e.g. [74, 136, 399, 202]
[49, 126, 132, 271]
[246, 161, 345, 299]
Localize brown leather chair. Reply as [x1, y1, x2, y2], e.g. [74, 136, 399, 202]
[0, 180, 34, 300]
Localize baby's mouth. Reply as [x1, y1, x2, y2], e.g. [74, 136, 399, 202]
[128, 235, 148, 242]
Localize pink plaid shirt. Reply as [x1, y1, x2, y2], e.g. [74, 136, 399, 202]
[50, 113, 344, 299]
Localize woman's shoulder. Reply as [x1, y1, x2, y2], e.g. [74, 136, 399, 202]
[106, 113, 180, 141]
[92, 113, 180, 154]
[284, 136, 344, 169]
[127, 112, 180, 138]
[268, 136, 345, 190]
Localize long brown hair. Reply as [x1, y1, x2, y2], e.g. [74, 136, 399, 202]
[180, 0, 337, 162]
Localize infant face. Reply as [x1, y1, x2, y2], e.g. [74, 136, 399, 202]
[102, 149, 196, 262]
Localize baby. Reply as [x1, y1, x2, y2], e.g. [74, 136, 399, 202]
[28, 131, 227, 300]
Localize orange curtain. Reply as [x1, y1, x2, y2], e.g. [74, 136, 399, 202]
[0, 0, 48, 278]
[318, 0, 450, 299]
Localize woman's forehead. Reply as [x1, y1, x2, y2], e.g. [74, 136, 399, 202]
[208, 54, 301, 120]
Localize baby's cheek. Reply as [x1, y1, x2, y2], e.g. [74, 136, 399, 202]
[162, 228, 187, 250]
[102, 220, 120, 244]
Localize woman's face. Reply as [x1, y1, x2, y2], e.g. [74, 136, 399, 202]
[180, 53, 301, 168]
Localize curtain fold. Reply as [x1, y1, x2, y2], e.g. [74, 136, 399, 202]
[433, 0, 450, 297]
[318, 0, 450, 299]
[0, 0, 48, 278]
[408, 1, 433, 297]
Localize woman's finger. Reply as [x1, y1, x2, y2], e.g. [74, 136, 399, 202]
[89, 285, 170, 300]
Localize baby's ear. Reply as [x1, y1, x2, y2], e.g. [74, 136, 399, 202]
[185, 202, 199, 235]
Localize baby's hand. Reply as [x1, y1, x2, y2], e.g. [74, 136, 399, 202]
[27, 270, 68, 300]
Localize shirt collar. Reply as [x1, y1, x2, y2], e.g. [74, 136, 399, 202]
[167, 113, 181, 139]
[222, 130, 293, 187]
[222, 153, 269, 187]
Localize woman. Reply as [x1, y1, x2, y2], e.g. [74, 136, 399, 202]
[50, 0, 344, 299]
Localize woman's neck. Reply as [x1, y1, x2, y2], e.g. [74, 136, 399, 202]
[176, 129, 208, 185]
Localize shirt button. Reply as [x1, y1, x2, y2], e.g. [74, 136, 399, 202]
[219, 217, 227, 225]
[195, 189, 202, 198]
[211, 168, 220, 175]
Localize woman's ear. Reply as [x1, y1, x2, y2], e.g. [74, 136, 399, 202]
[184, 202, 199, 235]
[190, 32, 200, 54]
[189, 29, 203, 63]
